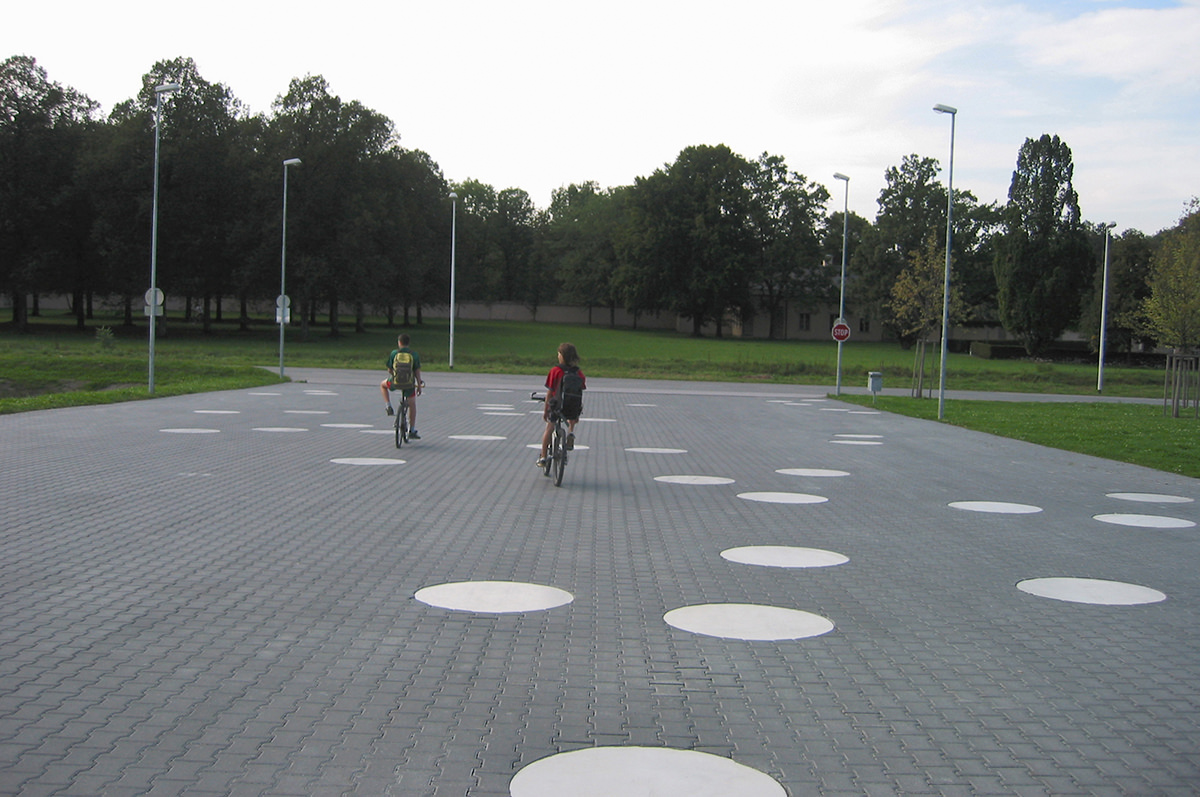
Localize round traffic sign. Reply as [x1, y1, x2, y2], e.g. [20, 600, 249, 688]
[832, 322, 851, 342]
[276, 294, 291, 309]
[144, 288, 164, 306]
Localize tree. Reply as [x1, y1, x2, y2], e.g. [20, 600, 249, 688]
[0, 55, 99, 329]
[886, 235, 969, 345]
[1077, 226, 1154, 354]
[746, 153, 830, 338]
[1139, 200, 1200, 351]
[993, 134, 1095, 354]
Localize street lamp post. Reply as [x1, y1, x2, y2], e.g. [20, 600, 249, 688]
[1097, 221, 1117, 392]
[833, 172, 850, 396]
[449, 192, 458, 369]
[148, 82, 180, 394]
[279, 158, 301, 378]
[933, 103, 957, 420]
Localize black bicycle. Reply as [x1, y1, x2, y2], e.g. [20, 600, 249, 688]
[532, 391, 568, 486]
[393, 391, 409, 449]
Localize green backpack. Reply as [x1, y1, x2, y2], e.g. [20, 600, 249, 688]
[390, 350, 415, 390]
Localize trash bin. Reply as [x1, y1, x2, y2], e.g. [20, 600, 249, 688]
[868, 371, 882, 394]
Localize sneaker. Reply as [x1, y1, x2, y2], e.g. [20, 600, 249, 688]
[536, 457, 546, 468]
[565, 433, 575, 451]
[408, 429, 420, 440]
[385, 405, 394, 416]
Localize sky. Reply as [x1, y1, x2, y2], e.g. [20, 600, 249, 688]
[5, 0, 1198, 235]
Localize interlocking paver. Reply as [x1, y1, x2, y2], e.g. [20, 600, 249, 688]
[1, 369, 1198, 795]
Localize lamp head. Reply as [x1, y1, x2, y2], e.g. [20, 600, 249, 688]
[449, 192, 458, 200]
[933, 103, 957, 115]
[155, 83, 181, 94]
[833, 172, 849, 182]
[284, 158, 302, 167]
[1103, 221, 1116, 230]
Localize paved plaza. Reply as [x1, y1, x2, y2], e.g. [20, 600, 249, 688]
[1, 369, 1198, 796]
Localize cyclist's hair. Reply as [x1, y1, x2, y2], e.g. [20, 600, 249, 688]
[398, 333, 411, 345]
[558, 342, 579, 367]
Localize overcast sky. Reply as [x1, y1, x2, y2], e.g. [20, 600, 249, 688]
[5, 0, 1198, 235]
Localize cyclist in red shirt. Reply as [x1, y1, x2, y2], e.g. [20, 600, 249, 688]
[537, 342, 586, 468]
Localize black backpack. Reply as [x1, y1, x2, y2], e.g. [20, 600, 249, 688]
[558, 366, 584, 419]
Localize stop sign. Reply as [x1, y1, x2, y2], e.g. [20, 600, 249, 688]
[832, 322, 851, 342]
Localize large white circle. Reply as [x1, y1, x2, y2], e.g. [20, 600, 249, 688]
[284, 410, 329, 415]
[737, 492, 828, 505]
[1093, 513, 1195, 529]
[627, 447, 687, 454]
[1108, 492, 1194, 504]
[654, 475, 735, 486]
[1017, 577, 1167, 605]
[664, 603, 834, 641]
[722, 546, 848, 568]
[776, 468, 850, 478]
[253, 427, 307, 433]
[330, 457, 406, 466]
[950, 501, 1043, 514]
[509, 747, 785, 797]
[834, 433, 882, 438]
[414, 581, 573, 613]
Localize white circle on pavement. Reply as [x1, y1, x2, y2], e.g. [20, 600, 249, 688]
[777, 468, 850, 478]
[449, 435, 507, 441]
[249, 391, 281, 396]
[850, 410, 882, 415]
[193, 409, 239, 414]
[829, 439, 882, 445]
[627, 447, 688, 454]
[359, 429, 394, 435]
[484, 412, 525, 416]
[330, 457, 406, 466]
[950, 501, 1043, 514]
[1017, 577, 1167, 605]
[579, 417, 617, 423]
[415, 581, 573, 613]
[664, 603, 834, 641]
[820, 408, 853, 412]
[1108, 492, 1194, 504]
[835, 434, 882, 438]
[738, 492, 828, 505]
[526, 443, 589, 450]
[1093, 513, 1195, 529]
[284, 410, 329, 415]
[322, 423, 372, 428]
[655, 475, 735, 486]
[253, 427, 308, 433]
[722, 546, 848, 568]
[509, 746, 786, 797]
[477, 405, 514, 409]
[160, 428, 220, 434]
[627, 403, 658, 407]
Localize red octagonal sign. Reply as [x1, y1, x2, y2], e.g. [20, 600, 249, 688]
[831, 322, 851, 342]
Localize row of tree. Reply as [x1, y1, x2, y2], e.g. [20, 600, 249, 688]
[3, 54, 1197, 353]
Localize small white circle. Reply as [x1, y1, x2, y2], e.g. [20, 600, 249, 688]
[829, 439, 881, 445]
[834, 434, 882, 438]
[1107, 492, 1194, 504]
[665, 603, 834, 641]
[627, 447, 688, 454]
[330, 457, 406, 466]
[359, 429, 394, 435]
[627, 403, 658, 407]
[321, 423, 372, 429]
[415, 581, 573, 613]
[776, 468, 850, 478]
[509, 747, 786, 797]
[950, 501, 1043, 514]
[722, 546, 848, 568]
[249, 391, 281, 396]
[253, 427, 307, 433]
[193, 410, 239, 414]
[1093, 513, 1195, 529]
[738, 492, 828, 505]
[1017, 577, 1166, 605]
[654, 475, 735, 486]
[284, 410, 329, 415]
[449, 435, 507, 441]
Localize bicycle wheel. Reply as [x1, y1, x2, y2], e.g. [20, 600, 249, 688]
[553, 425, 566, 486]
[400, 398, 410, 448]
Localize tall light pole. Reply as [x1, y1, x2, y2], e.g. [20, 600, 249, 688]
[448, 191, 458, 369]
[933, 103, 957, 420]
[1097, 221, 1117, 392]
[833, 172, 850, 396]
[148, 82, 180, 394]
[279, 158, 301, 377]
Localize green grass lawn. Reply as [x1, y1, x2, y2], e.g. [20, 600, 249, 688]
[3, 311, 1194, 478]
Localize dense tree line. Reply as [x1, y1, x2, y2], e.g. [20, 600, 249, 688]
[3, 55, 1196, 354]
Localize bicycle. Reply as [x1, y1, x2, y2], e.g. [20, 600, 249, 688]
[393, 391, 409, 448]
[531, 391, 568, 486]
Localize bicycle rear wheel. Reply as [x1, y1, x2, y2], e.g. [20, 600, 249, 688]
[395, 398, 407, 448]
[553, 426, 566, 486]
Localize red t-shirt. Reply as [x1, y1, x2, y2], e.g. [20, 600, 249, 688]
[545, 365, 586, 396]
